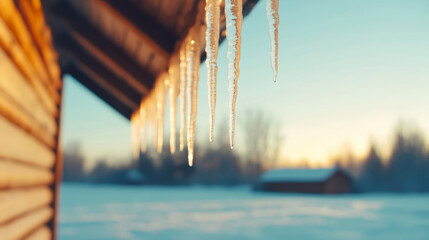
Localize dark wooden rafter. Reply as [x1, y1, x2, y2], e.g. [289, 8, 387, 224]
[98, 0, 178, 60]
[56, 36, 141, 113]
[65, 64, 134, 118]
[49, 1, 155, 95]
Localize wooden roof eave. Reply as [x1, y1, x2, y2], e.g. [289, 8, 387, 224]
[96, 0, 178, 60]
[49, 2, 155, 95]
[56, 36, 141, 112]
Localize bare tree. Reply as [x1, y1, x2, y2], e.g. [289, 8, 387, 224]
[242, 109, 283, 182]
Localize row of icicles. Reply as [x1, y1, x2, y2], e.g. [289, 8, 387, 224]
[131, 0, 279, 166]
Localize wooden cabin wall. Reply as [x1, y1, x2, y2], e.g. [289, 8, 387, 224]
[0, 0, 62, 239]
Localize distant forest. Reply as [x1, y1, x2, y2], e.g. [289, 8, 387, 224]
[338, 123, 429, 192]
[63, 118, 429, 193]
[63, 110, 282, 186]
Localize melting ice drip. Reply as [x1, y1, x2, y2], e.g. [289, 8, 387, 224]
[132, 0, 279, 166]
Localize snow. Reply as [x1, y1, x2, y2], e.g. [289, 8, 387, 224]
[59, 184, 429, 240]
[260, 167, 339, 183]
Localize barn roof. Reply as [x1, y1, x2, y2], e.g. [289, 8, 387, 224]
[260, 167, 341, 183]
[40, 0, 260, 119]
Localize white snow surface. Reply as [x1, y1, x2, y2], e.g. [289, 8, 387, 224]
[59, 183, 429, 240]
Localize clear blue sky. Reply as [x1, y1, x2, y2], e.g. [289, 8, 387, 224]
[62, 0, 429, 168]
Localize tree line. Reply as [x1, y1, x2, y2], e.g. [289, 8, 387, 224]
[337, 123, 429, 192]
[62, 110, 282, 186]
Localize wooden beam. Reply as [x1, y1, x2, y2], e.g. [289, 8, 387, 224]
[0, 113, 55, 169]
[0, 86, 56, 149]
[96, 0, 177, 59]
[23, 226, 52, 240]
[0, 159, 54, 189]
[0, 47, 57, 138]
[0, 207, 52, 240]
[65, 65, 134, 119]
[57, 37, 141, 111]
[15, 0, 62, 90]
[0, 187, 52, 225]
[50, 2, 154, 94]
[0, 17, 58, 116]
[0, 0, 60, 103]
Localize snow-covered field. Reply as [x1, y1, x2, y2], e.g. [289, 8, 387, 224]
[59, 183, 429, 240]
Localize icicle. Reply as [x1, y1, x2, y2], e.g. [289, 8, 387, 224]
[156, 75, 168, 153]
[186, 39, 195, 166]
[225, 0, 242, 149]
[131, 113, 140, 159]
[179, 46, 187, 151]
[186, 34, 200, 166]
[153, 96, 158, 150]
[205, 0, 221, 142]
[148, 99, 156, 150]
[169, 58, 180, 154]
[266, 0, 279, 82]
[139, 106, 147, 153]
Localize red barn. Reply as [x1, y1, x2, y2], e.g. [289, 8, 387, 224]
[258, 167, 353, 194]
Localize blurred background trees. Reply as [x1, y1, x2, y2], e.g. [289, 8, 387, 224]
[61, 113, 429, 192]
[62, 109, 282, 186]
[341, 122, 429, 192]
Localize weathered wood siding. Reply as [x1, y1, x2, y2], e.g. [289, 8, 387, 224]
[0, 0, 62, 239]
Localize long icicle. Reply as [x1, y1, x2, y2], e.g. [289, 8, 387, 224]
[156, 75, 167, 153]
[131, 113, 140, 160]
[186, 39, 195, 166]
[139, 106, 147, 153]
[186, 34, 200, 166]
[205, 0, 221, 142]
[169, 58, 179, 154]
[179, 46, 187, 151]
[266, 0, 279, 82]
[225, 0, 242, 149]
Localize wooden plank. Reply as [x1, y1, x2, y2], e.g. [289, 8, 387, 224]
[0, 86, 56, 148]
[0, 160, 54, 189]
[0, 207, 52, 240]
[0, 0, 60, 103]
[0, 115, 55, 168]
[95, 0, 176, 59]
[0, 187, 52, 225]
[16, 0, 62, 89]
[0, 17, 57, 116]
[23, 226, 52, 240]
[0, 48, 57, 137]
[51, 2, 154, 94]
